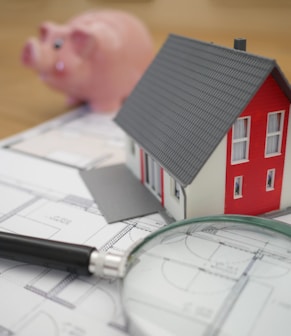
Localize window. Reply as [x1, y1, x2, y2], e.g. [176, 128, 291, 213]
[232, 117, 250, 163]
[144, 152, 162, 199]
[266, 169, 275, 191]
[171, 178, 181, 200]
[234, 176, 243, 198]
[265, 111, 284, 156]
[130, 139, 136, 155]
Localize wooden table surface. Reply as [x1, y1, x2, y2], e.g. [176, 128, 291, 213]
[1, 1, 291, 140]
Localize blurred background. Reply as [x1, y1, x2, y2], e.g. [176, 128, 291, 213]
[1, 0, 291, 138]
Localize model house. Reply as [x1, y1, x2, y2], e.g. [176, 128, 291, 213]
[114, 34, 291, 221]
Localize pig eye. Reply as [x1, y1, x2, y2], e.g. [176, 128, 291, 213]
[54, 38, 63, 49]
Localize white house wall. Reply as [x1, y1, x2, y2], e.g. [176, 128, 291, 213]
[280, 104, 291, 209]
[124, 135, 226, 221]
[125, 136, 141, 180]
[185, 136, 227, 218]
[164, 171, 185, 220]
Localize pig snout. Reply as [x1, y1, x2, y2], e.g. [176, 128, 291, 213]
[21, 38, 65, 82]
[21, 38, 39, 67]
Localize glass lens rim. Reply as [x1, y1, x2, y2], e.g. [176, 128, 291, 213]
[129, 214, 291, 257]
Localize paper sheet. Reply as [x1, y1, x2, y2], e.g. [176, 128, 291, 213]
[1, 106, 291, 336]
[0, 106, 167, 335]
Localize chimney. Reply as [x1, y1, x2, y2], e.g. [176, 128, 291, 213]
[234, 38, 247, 51]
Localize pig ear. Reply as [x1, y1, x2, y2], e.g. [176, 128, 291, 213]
[39, 22, 58, 41]
[70, 28, 96, 58]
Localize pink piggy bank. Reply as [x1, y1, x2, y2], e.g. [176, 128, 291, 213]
[21, 10, 154, 112]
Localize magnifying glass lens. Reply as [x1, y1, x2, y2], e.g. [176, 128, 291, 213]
[121, 216, 291, 336]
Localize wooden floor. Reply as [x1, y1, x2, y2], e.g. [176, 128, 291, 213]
[1, 0, 291, 139]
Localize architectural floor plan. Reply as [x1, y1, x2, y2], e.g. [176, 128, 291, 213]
[0, 106, 167, 336]
[0, 105, 291, 335]
[123, 217, 291, 336]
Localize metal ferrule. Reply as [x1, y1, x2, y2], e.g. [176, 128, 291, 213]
[89, 250, 127, 279]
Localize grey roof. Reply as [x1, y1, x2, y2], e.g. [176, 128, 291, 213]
[115, 34, 291, 187]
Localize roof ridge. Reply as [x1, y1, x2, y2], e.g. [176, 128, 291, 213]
[168, 33, 277, 64]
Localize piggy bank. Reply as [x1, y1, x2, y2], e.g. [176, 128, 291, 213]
[21, 10, 154, 112]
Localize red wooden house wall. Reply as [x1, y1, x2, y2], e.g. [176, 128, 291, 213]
[225, 74, 290, 215]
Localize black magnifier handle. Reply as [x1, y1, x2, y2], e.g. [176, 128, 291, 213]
[0, 231, 125, 278]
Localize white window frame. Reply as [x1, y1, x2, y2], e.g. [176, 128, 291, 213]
[234, 176, 243, 199]
[266, 168, 275, 191]
[144, 152, 162, 200]
[171, 178, 181, 201]
[265, 111, 284, 157]
[231, 117, 251, 164]
[130, 139, 136, 156]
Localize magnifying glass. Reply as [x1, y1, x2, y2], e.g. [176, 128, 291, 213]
[1, 214, 291, 335]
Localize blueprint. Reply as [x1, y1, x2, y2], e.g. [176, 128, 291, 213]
[0, 106, 167, 336]
[123, 217, 291, 336]
[0, 105, 291, 335]
[2, 106, 126, 169]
